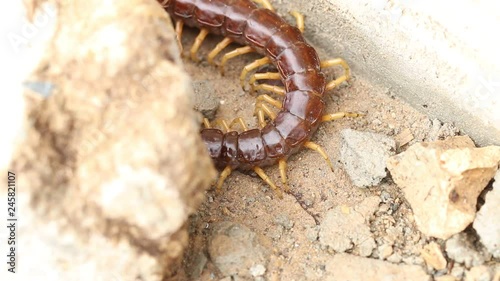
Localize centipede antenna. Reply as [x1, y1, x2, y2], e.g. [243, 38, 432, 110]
[174, 20, 184, 53]
[208, 37, 233, 65]
[216, 166, 233, 193]
[279, 159, 289, 192]
[304, 141, 334, 172]
[321, 112, 363, 122]
[190, 28, 209, 62]
[240, 57, 271, 89]
[253, 167, 283, 198]
[290, 11, 305, 33]
[219, 46, 254, 75]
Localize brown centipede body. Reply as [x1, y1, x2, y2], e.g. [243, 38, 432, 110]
[158, 0, 359, 197]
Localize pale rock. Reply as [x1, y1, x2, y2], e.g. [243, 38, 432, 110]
[325, 253, 431, 281]
[420, 242, 447, 270]
[446, 233, 488, 268]
[473, 170, 500, 258]
[319, 196, 380, 256]
[208, 222, 271, 278]
[340, 129, 396, 187]
[387, 136, 500, 239]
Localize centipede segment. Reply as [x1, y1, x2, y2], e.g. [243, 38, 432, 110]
[159, 0, 361, 196]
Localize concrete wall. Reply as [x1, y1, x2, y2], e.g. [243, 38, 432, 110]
[279, 0, 500, 146]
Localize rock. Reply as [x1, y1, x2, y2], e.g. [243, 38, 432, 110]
[208, 222, 271, 278]
[464, 265, 494, 281]
[274, 214, 294, 230]
[340, 129, 396, 187]
[473, 170, 500, 258]
[319, 196, 380, 257]
[8, 0, 216, 280]
[446, 233, 489, 268]
[420, 242, 447, 270]
[192, 80, 220, 120]
[387, 136, 500, 239]
[435, 275, 458, 281]
[426, 119, 459, 141]
[378, 244, 394, 260]
[325, 253, 431, 281]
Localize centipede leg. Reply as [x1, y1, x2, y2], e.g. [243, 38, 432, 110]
[203, 118, 212, 128]
[240, 57, 271, 89]
[253, 166, 282, 198]
[229, 117, 248, 131]
[208, 37, 233, 65]
[216, 166, 233, 193]
[303, 141, 334, 172]
[279, 159, 289, 192]
[255, 94, 281, 127]
[190, 28, 209, 62]
[256, 103, 276, 128]
[175, 20, 184, 53]
[219, 46, 254, 75]
[290, 11, 305, 33]
[321, 112, 363, 122]
[252, 0, 275, 11]
[213, 119, 230, 132]
[321, 58, 352, 91]
[249, 72, 283, 94]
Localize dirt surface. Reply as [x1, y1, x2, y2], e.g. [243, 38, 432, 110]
[174, 22, 489, 280]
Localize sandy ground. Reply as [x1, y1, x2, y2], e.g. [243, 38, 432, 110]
[178, 24, 448, 280]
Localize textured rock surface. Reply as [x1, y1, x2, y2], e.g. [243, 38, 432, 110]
[446, 233, 490, 268]
[7, 0, 215, 280]
[325, 253, 431, 281]
[387, 136, 500, 239]
[208, 222, 272, 278]
[420, 242, 447, 270]
[473, 170, 500, 258]
[340, 129, 396, 187]
[319, 196, 380, 256]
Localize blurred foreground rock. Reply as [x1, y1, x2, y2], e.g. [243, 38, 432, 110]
[387, 136, 500, 239]
[10, 0, 215, 280]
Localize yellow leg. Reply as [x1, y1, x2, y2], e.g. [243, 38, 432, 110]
[304, 141, 334, 172]
[256, 94, 282, 108]
[203, 118, 212, 128]
[190, 28, 209, 62]
[320, 58, 351, 91]
[279, 159, 289, 192]
[240, 57, 272, 88]
[321, 112, 363, 122]
[290, 11, 305, 33]
[213, 119, 230, 132]
[175, 20, 184, 53]
[216, 166, 232, 193]
[220, 46, 254, 75]
[253, 166, 282, 198]
[252, 0, 274, 10]
[229, 117, 248, 131]
[255, 103, 277, 128]
[252, 84, 286, 95]
[249, 72, 281, 86]
[208, 37, 233, 65]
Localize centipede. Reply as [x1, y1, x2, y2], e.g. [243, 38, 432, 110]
[158, 0, 360, 198]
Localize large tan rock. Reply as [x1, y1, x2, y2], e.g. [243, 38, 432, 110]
[8, 0, 216, 280]
[387, 136, 500, 239]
